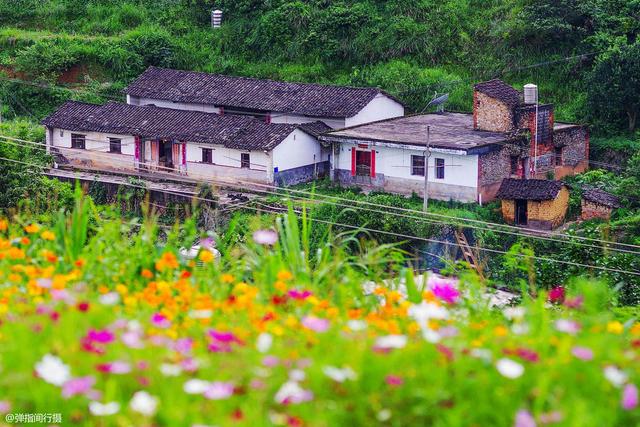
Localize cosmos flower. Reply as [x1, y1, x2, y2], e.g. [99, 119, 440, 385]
[99, 292, 120, 306]
[548, 286, 565, 304]
[62, 376, 97, 399]
[513, 409, 536, 427]
[554, 319, 581, 335]
[159, 363, 182, 377]
[88, 401, 120, 416]
[571, 346, 594, 361]
[385, 375, 404, 387]
[622, 383, 638, 410]
[96, 361, 132, 374]
[256, 333, 273, 353]
[184, 379, 210, 395]
[204, 382, 235, 400]
[288, 290, 312, 300]
[253, 229, 278, 246]
[604, 366, 628, 388]
[323, 366, 357, 383]
[35, 354, 71, 386]
[130, 391, 159, 416]
[374, 335, 408, 351]
[496, 358, 524, 379]
[431, 281, 460, 304]
[151, 313, 171, 329]
[274, 381, 313, 405]
[301, 316, 330, 333]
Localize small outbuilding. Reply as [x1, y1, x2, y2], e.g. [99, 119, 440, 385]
[496, 178, 570, 230]
[581, 188, 621, 221]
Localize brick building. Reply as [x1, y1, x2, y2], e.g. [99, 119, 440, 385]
[581, 188, 621, 221]
[496, 179, 570, 230]
[320, 79, 589, 203]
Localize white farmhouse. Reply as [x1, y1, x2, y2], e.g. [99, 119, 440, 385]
[42, 101, 331, 186]
[124, 67, 405, 129]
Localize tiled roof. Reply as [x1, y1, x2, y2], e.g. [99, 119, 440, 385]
[582, 187, 621, 208]
[496, 178, 565, 201]
[41, 101, 305, 151]
[297, 121, 333, 138]
[474, 79, 521, 107]
[124, 66, 400, 118]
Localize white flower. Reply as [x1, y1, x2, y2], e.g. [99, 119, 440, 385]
[421, 328, 441, 343]
[183, 379, 210, 394]
[346, 320, 367, 331]
[408, 301, 448, 325]
[289, 369, 306, 382]
[470, 348, 493, 362]
[323, 366, 357, 383]
[89, 401, 120, 416]
[256, 333, 273, 353]
[374, 335, 407, 350]
[377, 409, 392, 422]
[188, 309, 213, 319]
[274, 381, 313, 404]
[35, 354, 71, 386]
[99, 292, 120, 306]
[496, 358, 524, 379]
[503, 306, 526, 321]
[253, 229, 278, 245]
[160, 363, 182, 377]
[130, 391, 159, 416]
[554, 319, 580, 335]
[604, 366, 628, 388]
[512, 323, 530, 335]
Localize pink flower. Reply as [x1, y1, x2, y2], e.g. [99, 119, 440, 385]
[262, 355, 280, 367]
[151, 313, 171, 329]
[548, 286, 565, 304]
[514, 409, 536, 427]
[253, 229, 278, 245]
[208, 329, 243, 352]
[432, 281, 460, 305]
[385, 375, 404, 387]
[288, 290, 312, 300]
[564, 295, 584, 309]
[204, 381, 235, 400]
[301, 316, 330, 333]
[0, 400, 11, 413]
[622, 383, 638, 410]
[554, 319, 581, 335]
[571, 346, 594, 361]
[81, 329, 115, 354]
[173, 338, 193, 355]
[96, 361, 131, 374]
[62, 376, 96, 399]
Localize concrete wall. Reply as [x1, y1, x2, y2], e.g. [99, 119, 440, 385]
[275, 161, 330, 186]
[333, 141, 479, 202]
[473, 91, 514, 132]
[344, 94, 405, 128]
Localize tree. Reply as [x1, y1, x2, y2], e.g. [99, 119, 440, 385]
[587, 43, 640, 132]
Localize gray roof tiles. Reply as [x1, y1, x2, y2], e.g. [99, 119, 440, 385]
[496, 178, 566, 201]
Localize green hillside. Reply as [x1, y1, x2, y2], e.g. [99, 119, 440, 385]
[1, 0, 639, 133]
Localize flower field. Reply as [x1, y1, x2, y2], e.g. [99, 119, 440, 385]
[0, 201, 639, 426]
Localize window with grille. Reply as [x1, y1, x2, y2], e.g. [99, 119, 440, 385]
[411, 155, 425, 176]
[71, 134, 85, 149]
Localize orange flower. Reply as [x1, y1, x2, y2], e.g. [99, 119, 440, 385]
[141, 269, 154, 279]
[20, 237, 30, 245]
[40, 231, 55, 241]
[277, 270, 293, 281]
[24, 223, 40, 234]
[75, 259, 85, 268]
[198, 250, 215, 263]
[155, 252, 179, 271]
[221, 274, 235, 284]
[0, 219, 8, 232]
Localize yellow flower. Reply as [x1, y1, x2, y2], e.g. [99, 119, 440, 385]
[221, 274, 235, 284]
[607, 321, 624, 334]
[40, 231, 55, 241]
[116, 284, 129, 295]
[493, 325, 508, 337]
[198, 250, 214, 263]
[24, 223, 40, 234]
[276, 270, 293, 281]
[274, 280, 287, 292]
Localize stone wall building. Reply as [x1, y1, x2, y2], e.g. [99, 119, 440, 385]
[496, 179, 570, 230]
[581, 188, 621, 221]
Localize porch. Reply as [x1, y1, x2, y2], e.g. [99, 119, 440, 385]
[134, 137, 188, 175]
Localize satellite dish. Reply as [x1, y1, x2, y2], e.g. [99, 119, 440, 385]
[422, 93, 449, 113]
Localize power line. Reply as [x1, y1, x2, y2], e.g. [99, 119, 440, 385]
[2, 134, 639, 252]
[2, 135, 640, 256]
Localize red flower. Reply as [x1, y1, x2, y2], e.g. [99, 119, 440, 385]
[548, 286, 565, 304]
[436, 344, 454, 361]
[77, 301, 90, 312]
[385, 375, 404, 386]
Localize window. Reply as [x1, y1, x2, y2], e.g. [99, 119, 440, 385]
[71, 133, 85, 149]
[109, 138, 121, 154]
[555, 147, 563, 166]
[510, 156, 519, 174]
[202, 148, 213, 164]
[435, 158, 445, 179]
[411, 155, 425, 176]
[241, 153, 250, 169]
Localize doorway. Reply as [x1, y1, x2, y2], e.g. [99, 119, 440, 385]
[515, 199, 528, 225]
[158, 140, 173, 169]
[355, 150, 371, 176]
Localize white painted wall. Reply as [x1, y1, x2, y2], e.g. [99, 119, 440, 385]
[128, 96, 221, 114]
[50, 128, 136, 170]
[272, 129, 323, 172]
[336, 141, 478, 189]
[344, 94, 405, 128]
[271, 113, 346, 129]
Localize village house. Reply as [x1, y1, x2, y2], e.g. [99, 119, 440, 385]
[42, 101, 331, 186]
[124, 66, 405, 129]
[319, 79, 589, 203]
[496, 178, 570, 230]
[581, 187, 621, 221]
